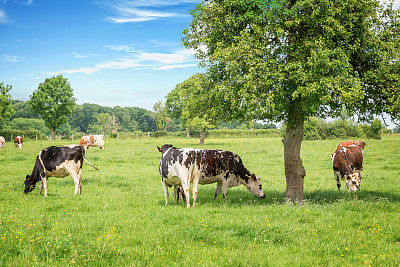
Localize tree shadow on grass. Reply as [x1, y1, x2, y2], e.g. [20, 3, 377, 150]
[303, 189, 400, 204]
[158, 187, 400, 207]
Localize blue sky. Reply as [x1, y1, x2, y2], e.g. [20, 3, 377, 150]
[1, 0, 399, 128]
[0, 0, 202, 110]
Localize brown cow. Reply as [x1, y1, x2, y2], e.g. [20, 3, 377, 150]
[0, 136, 5, 148]
[79, 135, 105, 150]
[331, 140, 367, 161]
[14, 136, 23, 149]
[332, 145, 363, 192]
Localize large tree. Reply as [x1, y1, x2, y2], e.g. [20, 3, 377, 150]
[183, 0, 400, 202]
[0, 82, 14, 128]
[29, 75, 76, 139]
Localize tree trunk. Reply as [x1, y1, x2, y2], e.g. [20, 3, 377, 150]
[186, 127, 190, 138]
[50, 127, 55, 140]
[283, 121, 306, 203]
[199, 129, 206, 145]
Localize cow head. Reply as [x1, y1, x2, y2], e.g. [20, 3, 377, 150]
[157, 144, 173, 153]
[245, 174, 265, 198]
[24, 175, 36, 194]
[346, 173, 361, 191]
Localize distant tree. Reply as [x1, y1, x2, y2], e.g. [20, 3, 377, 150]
[29, 75, 76, 139]
[393, 124, 400, 134]
[8, 100, 39, 120]
[0, 82, 14, 128]
[166, 73, 217, 144]
[97, 113, 112, 134]
[152, 101, 169, 131]
[5, 118, 47, 135]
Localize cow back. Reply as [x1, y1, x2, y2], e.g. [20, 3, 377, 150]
[41, 146, 84, 172]
[333, 145, 363, 175]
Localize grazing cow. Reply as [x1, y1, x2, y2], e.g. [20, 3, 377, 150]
[14, 136, 23, 149]
[79, 135, 105, 150]
[332, 145, 363, 192]
[0, 136, 5, 148]
[158, 144, 265, 208]
[24, 145, 99, 196]
[331, 140, 367, 161]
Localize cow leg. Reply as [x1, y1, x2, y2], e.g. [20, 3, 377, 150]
[42, 178, 48, 197]
[38, 181, 44, 195]
[222, 181, 229, 199]
[162, 181, 170, 206]
[70, 171, 81, 195]
[172, 185, 178, 204]
[192, 182, 198, 208]
[180, 181, 191, 208]
[77, 168, 83, 194]
[334, 171, 341, 192]
[214, 183, 222, 200]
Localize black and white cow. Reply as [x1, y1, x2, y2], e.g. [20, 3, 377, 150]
[158, 144, 265, 208]
[24, 145, 99, 196]
[332, 145, 363, 192]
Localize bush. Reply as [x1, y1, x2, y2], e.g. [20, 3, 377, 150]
[0, 129, 46, 140]
[4, 118, 48, 135]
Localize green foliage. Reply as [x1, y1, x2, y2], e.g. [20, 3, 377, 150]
[301, 117, 383, 140]
[0, 137, 399, 266]
[5, 118, 48, 135]
[166, 73, 217, 132]
[0, 82, 14, 128]
[394, 124, 400, 133]
[183, 0, 400, 124]
[0, 129, 45, 140]
[8, 100, 40, 120]
[152, 101, 169, 131]
[364, 119, 383, 139]
[29, 75, 76, 138]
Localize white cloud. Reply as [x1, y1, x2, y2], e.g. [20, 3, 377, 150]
[73, 52, 100, 58]
[156, 63, 198, 70]
[2, 55, 22, 62]
[0, 9, 8, 23]
[104, 0, 194, 23]
[137, 52, 188, 64]
[105, 44, 139, 53]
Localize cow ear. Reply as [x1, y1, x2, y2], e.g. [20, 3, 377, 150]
[251, 174, 256, 180]
[157, 146, 161, 152]
[26, 175, 30, 180]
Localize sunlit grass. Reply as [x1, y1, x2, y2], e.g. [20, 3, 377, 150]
[0, 136, 399, 266]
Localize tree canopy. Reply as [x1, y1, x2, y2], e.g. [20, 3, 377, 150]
[29, 75, 76, 138]
[183, 0, 400, 202]
[166, 73, 218, 144]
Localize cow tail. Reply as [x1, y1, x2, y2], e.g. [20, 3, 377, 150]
[83, 157, 100, 170]
[80, 146, 100, 170]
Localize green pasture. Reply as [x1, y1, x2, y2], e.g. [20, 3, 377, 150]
[0, 136, 399, 266]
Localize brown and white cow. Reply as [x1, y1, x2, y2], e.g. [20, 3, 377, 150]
[158, 144, 265, 208]
[331, 140, 367, 161]
[24, 145, 99, 196]
[0, 136, 5, 148]
[332, 145, 363, 192]
[79, 135, 105, 150]
[14, 136, 23, 149]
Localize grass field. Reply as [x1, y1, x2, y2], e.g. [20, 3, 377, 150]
[0, 136, 399, 266]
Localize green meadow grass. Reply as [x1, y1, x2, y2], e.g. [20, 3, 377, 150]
[0, 136, 399, 266]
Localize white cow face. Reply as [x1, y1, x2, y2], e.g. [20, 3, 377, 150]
[246, 174, 265, 198]
[346, 173, 361, 191]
